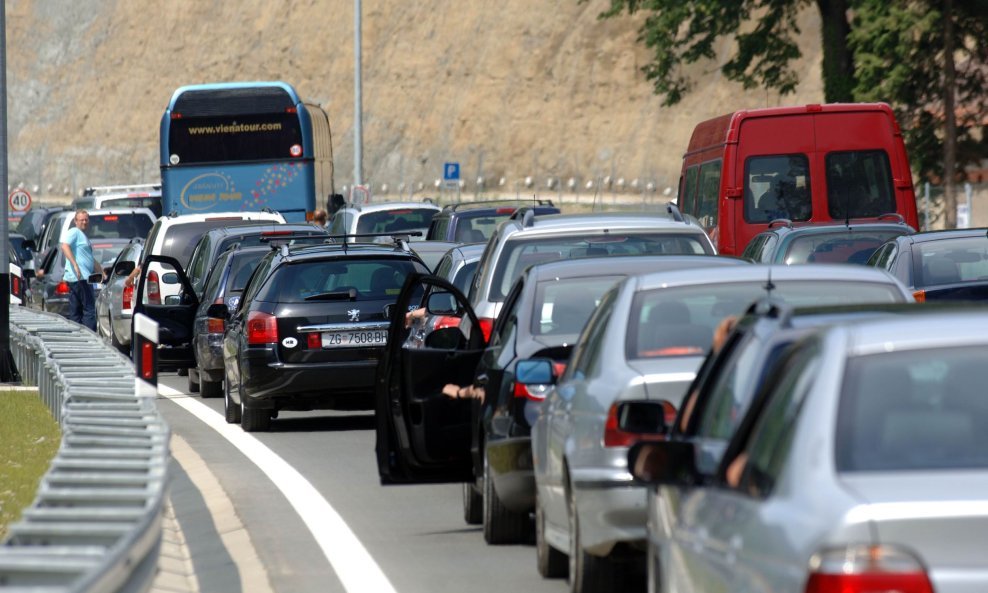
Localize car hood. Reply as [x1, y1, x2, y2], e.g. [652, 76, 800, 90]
[624, 356, 705, 408]
[840, 471, 988, 577]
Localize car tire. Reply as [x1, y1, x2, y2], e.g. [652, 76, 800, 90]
[567, 486, 612, 593]
[187, 368, 200, 393]
[536, 491, 568, 579]
[241, 401, 270, 432]
[224, 378, 241, 424]
[201, 377, 222, 399]
[177, 367, 188, 377]
[462, 482, 482, 525]
[482, 449, 529, 545]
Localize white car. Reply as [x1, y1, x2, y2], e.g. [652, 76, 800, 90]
[328, 201, 440, 241]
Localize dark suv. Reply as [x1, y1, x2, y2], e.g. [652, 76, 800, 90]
[426, 199, 560, 243]
[215, 237, 431, 431]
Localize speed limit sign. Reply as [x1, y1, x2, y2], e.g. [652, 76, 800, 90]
[8, 189, 31, 212]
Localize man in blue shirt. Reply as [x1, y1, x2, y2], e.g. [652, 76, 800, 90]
[61, 210, 102, 330]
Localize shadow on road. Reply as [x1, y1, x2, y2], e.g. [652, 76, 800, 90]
[269, 413, 375, 433]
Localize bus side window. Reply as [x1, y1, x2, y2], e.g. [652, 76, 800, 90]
[682, 166, 700, 217]
[696, 160, 722, 228]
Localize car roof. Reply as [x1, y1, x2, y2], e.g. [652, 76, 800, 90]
[770, 222, 915, 236]
[840, 309, 988, 354]
[632, 263, 903, 292]
[280, 241, 422, 264]
[72, 207, 156, 217]
[526, 255, 744, 283]
[157, 211, 284, 226]
[202, 222, 322, 238]
[339, 201, 441, 213]
[450, 242, 487, 259]
[905, 227, 988, 244]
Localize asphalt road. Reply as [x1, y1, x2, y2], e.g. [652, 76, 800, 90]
[154, 372, 570, 593]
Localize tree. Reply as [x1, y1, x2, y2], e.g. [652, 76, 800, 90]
[851, 0, 988, 227]
[597, 0, 857, 105]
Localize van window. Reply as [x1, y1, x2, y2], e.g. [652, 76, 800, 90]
[744, 155, 811, 223]
[682, 166, 700, 216]
[696, 161, 721, 227]
[826, 150, 896, 220]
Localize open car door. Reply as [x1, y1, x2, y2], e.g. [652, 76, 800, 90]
[376, 273, 486, 484]
[133, 254, 199, 370]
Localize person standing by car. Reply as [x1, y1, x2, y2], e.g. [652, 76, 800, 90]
[61, 210, 102, 330]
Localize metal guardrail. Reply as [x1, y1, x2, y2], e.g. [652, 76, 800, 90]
[0, 306, 169, 592]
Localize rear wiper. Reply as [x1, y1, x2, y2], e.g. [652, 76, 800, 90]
[303, 288, 358, 301]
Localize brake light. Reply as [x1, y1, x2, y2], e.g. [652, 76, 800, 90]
[171, 112, 183, 119]
[261, 230, 294, 236]
[603, 401, 676, 448]
[147, 270, 161, 305]
[55, 281, 70, 295]
[207, 318, 225, 334]
[307, 333, 321, 349]
[101, 215, 118, 222]
[805, 545, 933, 593]
[247, 311, 278, 345]
[11, 275, 20, 296]
[122, 284, 134, 309]
[433, 316, 461, 330]
[389, 209, 412, 215]
[285, 107, 297, 114]
[478, 317, 494, 343]
[912, 289, 926, 303]
[496, 207, 516, 214]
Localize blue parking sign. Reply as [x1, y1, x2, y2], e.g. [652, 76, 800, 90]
[443, 162, 460, 181]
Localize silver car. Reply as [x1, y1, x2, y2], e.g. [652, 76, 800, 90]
[530, 264, 912, 592]
[635, 309, 988, 593]
[95, 240, 144, 354]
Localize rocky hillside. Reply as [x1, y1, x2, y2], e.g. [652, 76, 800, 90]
[5, 0, 824, 199]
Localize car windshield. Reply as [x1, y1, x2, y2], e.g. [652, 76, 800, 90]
[915, 237, 988, 288]
[626, 280, 904, 360]
[784, 229, 906, 265]
[490, 232, 710, 301]
[271, 258, 420, 303]
[836, 346, 988, 472]
[354, 208, 438, 235]
[532, 276, 623, 336]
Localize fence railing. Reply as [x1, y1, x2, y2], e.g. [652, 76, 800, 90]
[0, 306, 168, 592]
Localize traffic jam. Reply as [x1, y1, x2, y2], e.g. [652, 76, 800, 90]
[14, 90, 988, 593]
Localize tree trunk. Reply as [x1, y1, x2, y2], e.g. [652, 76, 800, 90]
[816, 0, 855, 102]
[942, 0, 958, 228]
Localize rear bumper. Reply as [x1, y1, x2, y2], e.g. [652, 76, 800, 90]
[487, 436, 535, 513]
[571, 467, 648, 556]
[195, 332, 225, 381]
[241, 349, 380, 410]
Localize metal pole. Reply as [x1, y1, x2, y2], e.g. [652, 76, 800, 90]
[353, 0, 363, 188]
[0, 1, 16, 382]
[924, 181, 930, 231]
[965, 182, 973, 225]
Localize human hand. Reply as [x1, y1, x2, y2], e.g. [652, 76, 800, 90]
[404, 307, 426, 328]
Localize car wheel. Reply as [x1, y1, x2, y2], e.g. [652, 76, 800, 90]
[240, 400, 270, 432]
[567, 484, 612, 593]
[187, 367, 200, 393]
[200, 377, 222, 399]
[536, 491, 568, 578]
[177, 367, 188, 377]
[482, 448, 529, 544]
[462, 482, 482, 525]
[224, 377, 241, 424]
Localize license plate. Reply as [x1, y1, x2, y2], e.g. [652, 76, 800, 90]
[321, 330, 388, 348]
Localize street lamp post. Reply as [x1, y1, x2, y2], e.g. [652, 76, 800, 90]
[354, 0, 363, 189]
[0, 1, 18, 382]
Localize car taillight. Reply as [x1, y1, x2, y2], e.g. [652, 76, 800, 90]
[603, 401, 677, 448]
[122, 284, 134, 310]
[11, 275, 20, 296]
[513, 381, 550, 401]
[433, 315, 461, 330]
[246, 311, 278, 345]
[912, 289, 926, 303]
[478, 317, 494, 343]
[55, 281, 70, 295]
[805, 545, 934, 593]
[207, 318, 225, 334]
[147, 270, 161, 305]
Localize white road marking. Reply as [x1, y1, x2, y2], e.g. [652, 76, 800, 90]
[159, 385, 398, 593]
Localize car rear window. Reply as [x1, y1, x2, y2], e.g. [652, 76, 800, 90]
[77, 213, 154, 241]
[354, 208, 437, 234]
[836, 346, 988, 472]
[454, 213, 511, 243]
[784, 229, 906, 265]
[270, 258, 421, 303]
[744, 154, 811, 223]
[915, 237, 988, 288]
[159, 219, 267, 268]
[490, 233, 710, 301]
[826, 150, 896, 220]
[626, 280, 904, 360]
[533, 276, 622, 336]
[227, 251, 267, 292]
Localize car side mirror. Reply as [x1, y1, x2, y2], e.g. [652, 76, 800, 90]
[206, 303, 229, 319]
[615, 400, 674, 438]
[161, 272, 179, 285]
[516, 358, 556, 386]
[164, 295, 181, 305]
[87, 272, 104, 283]
[114, 260, 136, 276]
[426, 291, 458, 315]
[627, 441, 701, 486]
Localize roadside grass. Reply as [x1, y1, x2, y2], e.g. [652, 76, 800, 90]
[0, 390, 61, 541]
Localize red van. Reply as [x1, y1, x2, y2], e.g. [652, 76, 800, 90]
[677, 103, 918, 255]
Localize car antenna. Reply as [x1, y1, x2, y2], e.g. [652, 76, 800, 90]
[764, 266, 776, 296]
[591, 176, 601, 212]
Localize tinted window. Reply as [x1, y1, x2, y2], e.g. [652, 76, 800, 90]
[827, 150, 895, 219]
[74, 213, 154, 241]
[784, 229, 906, 265]
[741, 234, 770, 262]
[239, 253, 275, 310]
[914, 237, 988, 287]
[427, 217, 450, 241]
[452, 261, 478, 295]
[532, 276, 621, 336]
[696, 160, 721, 228]
[201, 251, 231, 304]
[682, 166, 700, 217]
[354, 208, 438, 234]
[567, 286, 618, 381]
[433, 254, 454, 279]
[454, 213, 509, 243]
[744, 155, 811, 223]
[489, 233, 710, 301]
[270, 258, 420, 303]
[227, 251, 267, 292]
[168, 113, 304, 164]
[626, 280, 904, 360]
[157, 220, 266, 269]
[836, 346, 988, 472]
